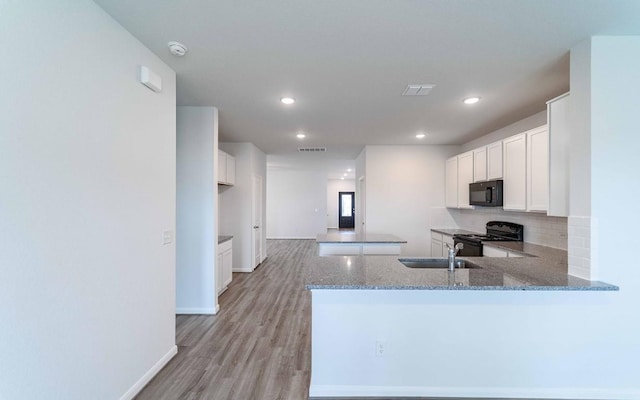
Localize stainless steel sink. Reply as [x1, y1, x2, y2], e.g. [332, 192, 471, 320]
[399, 258, 480, 269]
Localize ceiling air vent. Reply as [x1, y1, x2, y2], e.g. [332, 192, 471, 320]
[298, 147, 327, 152]
[402, 84, 436, 96]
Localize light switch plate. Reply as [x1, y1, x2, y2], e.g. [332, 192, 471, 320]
[162, 229, 173, 245]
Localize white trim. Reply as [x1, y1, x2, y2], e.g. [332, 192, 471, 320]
[119, 345, 178, 400]
[176, 305, 219, 315]
[309, 384, 640, 399]
[232, 268, 254, 273]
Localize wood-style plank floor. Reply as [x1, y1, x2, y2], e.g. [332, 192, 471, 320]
[135, 239, 314, 400]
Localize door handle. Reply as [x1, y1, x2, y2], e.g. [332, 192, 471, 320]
[253, 225, 259, 229]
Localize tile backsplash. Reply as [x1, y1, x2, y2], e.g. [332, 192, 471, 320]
[432, 207, 568, 250]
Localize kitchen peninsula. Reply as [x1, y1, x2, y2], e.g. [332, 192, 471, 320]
[306, 245, 618, 398]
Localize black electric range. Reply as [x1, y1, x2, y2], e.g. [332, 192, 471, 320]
[453, 221, 524, 256]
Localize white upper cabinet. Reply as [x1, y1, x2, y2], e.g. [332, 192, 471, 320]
[218, 150, 227, 184]
[473, 147, 487, 182]
[445, 156, 458, 208]
[457, 151, 474, 208]
[225, 153, 236, 185]
[547, 93, 570, 217]
[218, 150, 236, 185]
[502, 133, 527, 211]
[526, 125, 549, 212]
[487, 141, 503, 180]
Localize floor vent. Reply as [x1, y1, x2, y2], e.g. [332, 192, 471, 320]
[298, 147, 327, 152]
[402, 84, 436, 96]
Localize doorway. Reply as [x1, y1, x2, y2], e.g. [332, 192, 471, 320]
[252, 174, 263, 269]
[338, 191, 355, 229]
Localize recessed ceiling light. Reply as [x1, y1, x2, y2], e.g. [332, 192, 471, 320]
[341, 177, 345, 180]
[296, 133, 305, 139]
[347, 168, 352, 172]
[416, 133, 426, 139]
[281, 97, 296, 105]
[463, 97, 480, 105]
[343, 173, 348, 176]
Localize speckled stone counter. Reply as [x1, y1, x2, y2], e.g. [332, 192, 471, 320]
[316, 232, 407, 243]
[305, 246, 618, 291]
[218, 235, 233, 244]
[431, 228, 479, 236]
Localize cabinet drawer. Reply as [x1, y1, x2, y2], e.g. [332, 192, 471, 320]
[431, 232, 443, 242]
[218, 239, 232, 253]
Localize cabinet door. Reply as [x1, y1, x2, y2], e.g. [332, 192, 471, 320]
[483, 246, 508, 257]
[222, 248, 233, 288]
[487, 141, 503, 180]
[457, 152, 474, 208]
[473, 147, 487, 182]
[526, 126, 549, 212]
[226, 154, 236, 185]
[445, 157, 458, 208]
[502, 133, 527, 211]
[431, 239, 443, 257]
[216, 253, 223, 294]
[218, 150, 227, 184]
[547, 93, 570, 217]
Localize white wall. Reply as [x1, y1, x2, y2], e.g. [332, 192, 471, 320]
[176, 107, 218, 314]
[220, 142, 267, 271]
[310, 36, 640, 400]
[0, 2, 176, 399]
[327, 179, 356, 228]
[266, 169, 328, 238]
[364, 145, 459, 256]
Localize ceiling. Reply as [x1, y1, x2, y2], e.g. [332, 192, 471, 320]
[95, 0, 640, 166]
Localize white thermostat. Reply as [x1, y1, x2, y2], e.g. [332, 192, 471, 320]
[139, 65, 162, 93]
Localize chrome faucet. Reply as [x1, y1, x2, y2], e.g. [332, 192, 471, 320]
[446, 243, 464, 271]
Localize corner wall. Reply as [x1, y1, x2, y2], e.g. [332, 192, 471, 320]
[0, 1, 176, 398]
[176, 107, 219, 313]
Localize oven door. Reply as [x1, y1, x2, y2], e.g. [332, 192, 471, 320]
[454, 237, 482, 257]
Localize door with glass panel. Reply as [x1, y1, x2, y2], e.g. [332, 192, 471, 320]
[338, 192, 355, 229]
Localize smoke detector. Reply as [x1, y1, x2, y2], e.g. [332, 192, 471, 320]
[167, 41, 188, 57]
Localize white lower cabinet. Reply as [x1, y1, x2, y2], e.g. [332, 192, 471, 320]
[482, 245, 509, 257]
[483, 244, 524, 258]
[217, 239, 233, 295]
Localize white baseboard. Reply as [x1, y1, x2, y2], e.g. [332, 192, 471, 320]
[176, 305, 219, 315]
[232, 268, 254, 273]
[309, 384, 640, 399]
[120, 345, 178, 400]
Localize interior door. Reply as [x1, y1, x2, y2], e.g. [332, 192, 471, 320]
[252, 175, 263, 269]
[338, 191, 355, 229]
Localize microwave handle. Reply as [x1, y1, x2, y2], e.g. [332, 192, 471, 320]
[486, 187, 493, 203]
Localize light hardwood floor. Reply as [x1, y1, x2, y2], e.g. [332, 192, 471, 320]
[135, 239, 313, 400]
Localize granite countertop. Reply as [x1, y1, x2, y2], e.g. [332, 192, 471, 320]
[316, 233, 407, 244]
[218, 235, 233, 244]
[431, 228, 479, 236]
[305, 242, 618, 291]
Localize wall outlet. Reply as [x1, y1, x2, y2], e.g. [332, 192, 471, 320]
[162, 229, 173, 245]
[375, 340, 386, 357]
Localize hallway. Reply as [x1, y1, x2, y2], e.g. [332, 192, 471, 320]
[136, 240, 314, 399]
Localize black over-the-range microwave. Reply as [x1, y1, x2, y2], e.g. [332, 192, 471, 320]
[469, 180, 503, 207]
